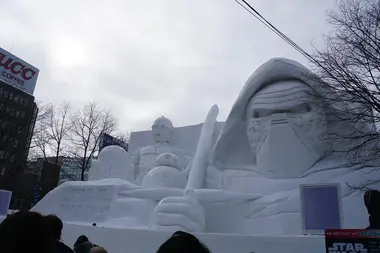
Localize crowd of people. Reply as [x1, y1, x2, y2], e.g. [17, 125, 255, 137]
[0, 211, 211, 253]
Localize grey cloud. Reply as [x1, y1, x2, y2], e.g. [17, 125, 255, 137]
[0, 0, 336, 132]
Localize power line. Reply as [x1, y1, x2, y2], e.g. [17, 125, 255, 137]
[234, 0, 318, 64]
[235, 0, 311, 59]
[234, 0, 378, 119]
[234, 0, 356, 85]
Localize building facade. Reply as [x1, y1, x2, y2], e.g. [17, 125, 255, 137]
[0, 80, 38, 183]
[58, 157, 92, 185]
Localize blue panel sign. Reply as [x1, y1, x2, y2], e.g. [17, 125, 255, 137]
[0, 190, 12, 216]
[300, 183, 342, 234]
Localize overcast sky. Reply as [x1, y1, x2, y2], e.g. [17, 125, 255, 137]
[0, 0, 337, 132]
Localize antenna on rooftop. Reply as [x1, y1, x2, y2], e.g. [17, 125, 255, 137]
[9, 40, 14, 53]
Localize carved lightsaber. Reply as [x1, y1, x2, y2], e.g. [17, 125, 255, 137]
[185, 104, 219, 191]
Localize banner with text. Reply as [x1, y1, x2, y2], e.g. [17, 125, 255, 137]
[0, 47, 39, 95]
[325, 229, 380, 253]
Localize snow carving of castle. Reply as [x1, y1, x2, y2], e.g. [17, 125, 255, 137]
[32, 58, 380, 236]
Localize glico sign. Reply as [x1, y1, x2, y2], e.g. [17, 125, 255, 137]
[0, 47, 39, 95]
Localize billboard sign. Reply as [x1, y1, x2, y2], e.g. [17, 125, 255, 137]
[99, 133, 128, 152]
[0, 47, 39, 95]
[0, 190, 12, 216]
[325, 229, 380, 253]
[300, 183, 343, 234]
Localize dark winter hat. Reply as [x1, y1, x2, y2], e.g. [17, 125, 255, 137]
[74, 241, 94, 253]
[157, 231, 211, 253]
[76, 235, 89, 244]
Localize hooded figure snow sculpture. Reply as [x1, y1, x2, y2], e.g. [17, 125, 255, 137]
[150, 58, 380, 235]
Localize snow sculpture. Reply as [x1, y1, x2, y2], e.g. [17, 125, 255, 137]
[32, 58, 380, 236]
[31, 179, 137, 223]
[131, 116, 192, 184]
[88, 145, 133, 182]
[246, 80, 327, 179]
[141, 153, 187, 189]
[149, 58, 380, 234]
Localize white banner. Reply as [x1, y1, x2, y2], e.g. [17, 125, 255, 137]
[0, 47, 39, 95]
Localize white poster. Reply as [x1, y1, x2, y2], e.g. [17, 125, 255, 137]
[0, 47, 39, 95]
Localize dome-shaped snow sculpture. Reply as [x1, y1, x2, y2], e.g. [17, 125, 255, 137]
[89, 145, 133, 182]
[153, 116, 173, 129]
[142, 153, 187, 188]
[154, 152, 181, 170]
[98, 145, 127, 161]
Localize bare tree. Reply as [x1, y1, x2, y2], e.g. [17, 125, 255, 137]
[29, 102, 53, 161]
[30, 102, 72, 163]
[49, 102, 72, 164]
[34, 100, 52, 124]
[312, 0, 380, 163]
[68, 102, 118, 181]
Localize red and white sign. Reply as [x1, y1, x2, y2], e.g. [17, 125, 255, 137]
[0, 47, 39, 95]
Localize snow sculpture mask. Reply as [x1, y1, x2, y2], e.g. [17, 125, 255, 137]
[152, 116, 173, 143]
[246, 80, 327, 179]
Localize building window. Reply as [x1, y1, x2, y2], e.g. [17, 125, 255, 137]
[0, 150, 4, 159]
[13, 139, 18, 148]
[10, 154, 15, 163]
[1, 166, 5, 175]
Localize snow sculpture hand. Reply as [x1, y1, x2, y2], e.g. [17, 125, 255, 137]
[149, 195, 206, 232]
[204, 165, 223, 189]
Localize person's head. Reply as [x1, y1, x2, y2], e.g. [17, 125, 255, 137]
[0, 211, 55, 253]
[75, 235, 89, 245]
[152, 116, 173, 143]
[90, 246, 108, 253]
[75, 241, 95, 253]
[44, 214, 63, 241]
[157, 231, 211, 253]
